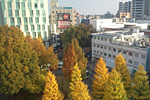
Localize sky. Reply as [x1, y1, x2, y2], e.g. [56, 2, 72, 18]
[48, 0, 130, 15]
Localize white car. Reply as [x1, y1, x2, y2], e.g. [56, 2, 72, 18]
[58, 61, 63, 70]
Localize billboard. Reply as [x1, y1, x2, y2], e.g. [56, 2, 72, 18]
[57, 13, 70, 21]
[58, 21, 71, 28]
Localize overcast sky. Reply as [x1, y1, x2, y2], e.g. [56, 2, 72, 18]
[48, 0, 131, 15]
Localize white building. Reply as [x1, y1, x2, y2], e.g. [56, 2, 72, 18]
[91, 29, 150, 74]
[132, 0, 150, 18]
[0, 0, 49, 42]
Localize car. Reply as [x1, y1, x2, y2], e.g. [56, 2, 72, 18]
[58, 61, 63, 70]
[85, 70, 90, 79]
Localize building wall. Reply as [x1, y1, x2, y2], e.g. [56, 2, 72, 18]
[0, 1, 4, 25]
[0, 0, 49, 41]
[92, 35, 148, 74]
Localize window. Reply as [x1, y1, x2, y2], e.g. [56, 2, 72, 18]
[8, 10, 12, 17]
[134, 61, 138, 66]
[141, 55, 145, 59]
[128, 59, 132, 64]
[37, 25, 40, 30]
[104, 46, 107, 49]
[22, 10, 26, 16]
[42, 25, 45, 30]
[97, 44, 99, 48]
[16, 2, 20, 9]
[24, 18, 27, 24]
[36, 10, 39, 16]
[142, 63, 145, 67]
[104, 53, 107, 56]
[105, 38, 107, 42]
[30, 10, 33, 16]
[26, 32, 30, 36]
[118, 49, 121, 53]
[35, 18, 39, 23]
[123, 51, 126, 54]
[101, 52, 103, 55]
[94, 44, 96, 47]
[113, 55, 116, 58]
[129, 52, 132, 56]
[10, 18, 14, 25]
[94, 36, 96, 39]
[97, 51, 99, 54]
[108, 47, 111, 51]
[35, 3, 38, 8]
[98, 37, 100, 40]
[33, 32, 36, 39]
[101, 46, 103, 48]
[43, 32, 47, 40]
[17, 18, 21, 24]
[24, 25, 28, 31]
[40, 3, 43, 8]
[29, 18, 33, 23]
[28, 2, 31, 9]
[135, 53, 139, 57]
[16, 25, 20, 29]
[15, 10, 19, 17]
[113, 48, 116, 52]
[108, 54, 111, 57]
[43, 18, 46, 23]
[42, 10, 45, 16]
[101, 38, 103, 41]
[109, 39, 111, 42]
[7, 2, 12, 9]
[52, 11, 54, 13]
[94, 50, 96, 53]
[31, 25, 34, 30]
[21, 2, 25, 9]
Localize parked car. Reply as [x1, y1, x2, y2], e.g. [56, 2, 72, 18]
[85, 70, 90, 79]
[58, 61, 63, 70]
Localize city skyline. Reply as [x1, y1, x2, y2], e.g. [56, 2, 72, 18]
[48, 0, 131, 15]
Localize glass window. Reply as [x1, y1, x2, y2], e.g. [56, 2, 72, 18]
[26, 32, 30, 36]
[33, 32, 36, 39]
[97, 44, 99, 48]
[7, 2, 12, 9]
[104, 46, 107, 49]
[123, 51, 126, 54]
[8, 10, 12, 17]
[118, 49, 121, 53]
[42, 10, 45, 16]
[129, 52, 132, 56]
[101, 38, 103, 41]
[43, 18, 46, 23]
[98, 37, 100, 40]
[28, 2, 31, 9]
[101, 52, 103, 55]
[134, 61, 138, 66]
[24, 25, 28, 31]
[35, 18, 39, 23]
[109, 39, 111, 42]
[22, 10, 26, 16]
[135, 53, 139, 57]
[21, 2, 25, 9]
[94, 44, 96, 47]
[104, 53, 107, 56]
[15, 10, 19, 17]
[30, 10, 33, 16]
[24, 18, 27, 23]
[141, 55, 145, 59]
[97, 51, 99, 54]
[16, 2, 20, 9]
[37, 25, 40, 30]
[113, 48, 116, 52]
[41, 3, 43, 8]
[108, 54, 111, 57]
[35, 3, 38, 8]
[31, 25, 34, 30]
[52, 11, 54, 13]
[105, 38, 107, 41]
[16, 25, 20, 29]
[94, 36, 96, 39]
[113, 55, 116, 58]
[36, 10, 39, 16]
[101, 46, 103, 48]
[108, 47, 111, 50]
[17, 18, 21, 24]
[42, 25, 45, 30]
[128, 59, 132, 64]
[43, 32, 47, 40]
[142, 63, 145, 67]
[10, 18, 14, 25]
[1, 2, 5, 10]
[29, 18, 33, 23]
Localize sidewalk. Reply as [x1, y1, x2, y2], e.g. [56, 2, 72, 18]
[87, 62, 96, 74]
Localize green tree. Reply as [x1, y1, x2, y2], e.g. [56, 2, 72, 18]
[69, 64, 91, 100]
[0, 25, 40, 95]
[114, 53, 132, 98]
[104, 69, 128, 100]
[132, 64, 150, 100]
[63, 38, 87, 81]
[61, 24, 96, 48]
[91, 58, 109, 100]
[42, 71, 64, 100]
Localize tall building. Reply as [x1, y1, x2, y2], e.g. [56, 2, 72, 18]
[50, 0, 77, 34]
[117, 1, 132, 18]
[0, 0, 49, 41]
[132, 0, 150, 18]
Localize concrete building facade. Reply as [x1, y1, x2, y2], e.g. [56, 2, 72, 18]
[0, 0, 49, 41]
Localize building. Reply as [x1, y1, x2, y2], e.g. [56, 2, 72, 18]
[91, 29, 150, 74]
[81, 19, 90, 26]
[132, 0, 150, 18]
[50, 0, 77, 34]
[104, 12, 113, 18]
[0, 0, 49, 42]
[117, 1, 132, 18]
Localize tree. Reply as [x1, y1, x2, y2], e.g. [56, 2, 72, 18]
[104, 69, 128, 100]
[114, 53, 132, 98]
[63, 38, 87, 81]
[69, 64, 91, 100]
[61, 24, 96, 48]
[42, 71, 64, 100]
[0, 25, 40, 95]
[132, 64, 150, 100]
[25, 36, 59, 70]
[91, 58, 109, 100]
